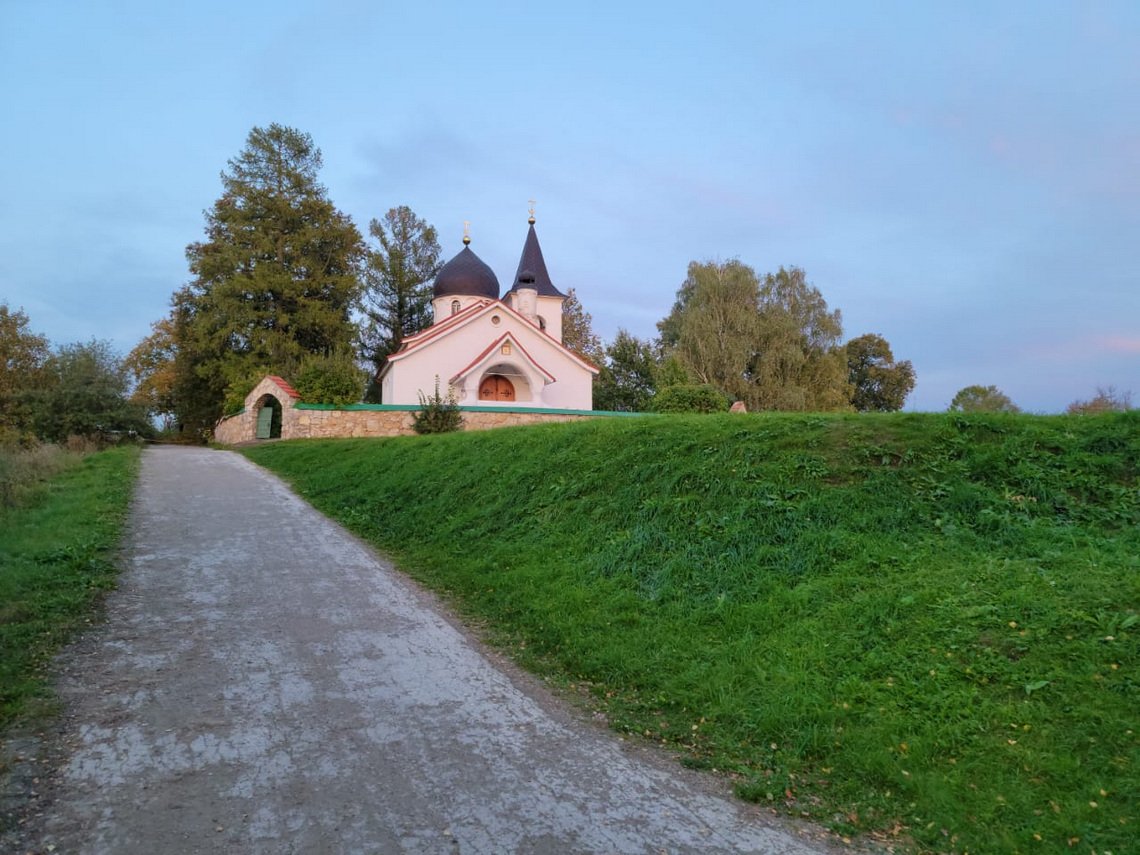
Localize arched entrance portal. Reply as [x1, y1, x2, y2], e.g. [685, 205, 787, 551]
[479, 374, 516, 402]
[255, 395, 283, 439]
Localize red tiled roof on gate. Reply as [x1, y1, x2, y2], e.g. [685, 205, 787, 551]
[266, 376, 302, 400]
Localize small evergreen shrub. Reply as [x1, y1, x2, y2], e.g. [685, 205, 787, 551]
[413, 378, 462, 434]
[651, 383, 730, 414]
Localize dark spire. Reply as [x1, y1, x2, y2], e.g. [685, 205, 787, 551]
[509, 217, 565, 298]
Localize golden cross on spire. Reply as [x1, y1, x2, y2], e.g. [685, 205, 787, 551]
[527, 199, 536, 224]
[462, 220, 471, 245]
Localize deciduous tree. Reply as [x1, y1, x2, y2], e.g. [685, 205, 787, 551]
[124, 317, 178, 430]
[28, 340, 151, 442]
[750, 266, 850, 411]
[359, 206, 441, 399]
[658, 260, 762, 404]
[948, 385, 1020, 413]
[594, 330, 659, 412]
[0, 304, 50, 439]
[174, 124, 364, 436]
[1066, 386, 1132, 414]
[659, 262, 851, 411]
[846, 333, 916, 411]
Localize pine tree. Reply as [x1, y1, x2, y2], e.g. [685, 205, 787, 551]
[173, 124, 364, 436]
[359, 206, 441, 400]
[561, 288, 603, 364]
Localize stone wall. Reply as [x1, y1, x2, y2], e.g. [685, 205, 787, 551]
[214, 410, 256, 445]
[214, 401, 608, 444]
[290, 408, 417, 439]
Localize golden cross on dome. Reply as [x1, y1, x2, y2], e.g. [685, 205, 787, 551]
[528, 199, 536, 224]
[463, 220, 471, 245]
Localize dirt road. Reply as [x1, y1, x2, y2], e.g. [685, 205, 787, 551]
[16, 446, 839, 853]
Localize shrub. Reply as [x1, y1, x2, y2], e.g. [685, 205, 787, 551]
[0, 442, 74, 509]
[1067, 385, 1132, 414]
[413, 378, 462, 434]
[293, 350, 366, 406]
[651, 383, 730, 414]
[221, 368, 269, 417]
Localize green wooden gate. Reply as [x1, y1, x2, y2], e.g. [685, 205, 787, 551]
[256, 406, 274, 439]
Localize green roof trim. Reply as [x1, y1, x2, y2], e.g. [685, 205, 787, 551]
[292, 402, 650, 417]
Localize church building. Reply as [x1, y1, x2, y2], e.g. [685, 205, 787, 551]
[379, 214, 598, 410]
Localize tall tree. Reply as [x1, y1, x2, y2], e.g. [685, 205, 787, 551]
[174, 124, 364, 435]
[659, 262, 850, 411]
[948, 385, 1020, 413]
[561, 288, 604, 364]
[750, 266, 850, 411]
[0, 304, 50, 439]
[124, 317, 178, 430]
[845, 333, 916, 411]
[594, 329, 660, 412]
[359, 206, 441, 398]
[658, 260, 762, 404]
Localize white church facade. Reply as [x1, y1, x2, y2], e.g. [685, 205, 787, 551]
[213, 215, 605, 444]
[378, 215, 598, 410]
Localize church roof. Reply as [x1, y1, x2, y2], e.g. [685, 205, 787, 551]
[433, 244, 501, 300]
[379, 298, 599, 381]
[508, 222, 566, 299]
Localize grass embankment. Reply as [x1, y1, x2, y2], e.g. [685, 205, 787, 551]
[0, 445, 140, 728]
[245, 413, 1138, 854]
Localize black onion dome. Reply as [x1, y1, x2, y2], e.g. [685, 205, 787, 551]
[509, 223, 566, 298]
[433, 246, 501, 299]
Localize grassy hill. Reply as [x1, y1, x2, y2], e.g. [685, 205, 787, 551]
[244, 412, 1138, 853]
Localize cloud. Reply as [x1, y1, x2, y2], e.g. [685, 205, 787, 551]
[1099, 335, 1140, 355]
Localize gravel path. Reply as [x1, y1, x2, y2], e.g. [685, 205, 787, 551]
[14, 446, 841, 854]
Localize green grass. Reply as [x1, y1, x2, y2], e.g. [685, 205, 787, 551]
[0, 446, 140, 728]
[244, 412, 1138, 854]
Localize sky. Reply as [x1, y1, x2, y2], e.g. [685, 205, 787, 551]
[2, 0, 1137, 413]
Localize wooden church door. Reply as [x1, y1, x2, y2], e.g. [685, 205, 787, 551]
[479, 375, 515, 401]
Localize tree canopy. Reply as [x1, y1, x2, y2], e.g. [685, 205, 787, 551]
[124, 317, 178, 430]
[846, 333, 916, 412]
[594, 329, 659, 412]
[1066, 386, 1132, 414]
[658, 262, 851, 411]
[173, 124, 365, 435]
[949, 385, 1020, 413]
[0, 304, 50, 440]
[359, 205, 441, 399]
[561, 288, 604, 365]
[28, 340, 151, 442]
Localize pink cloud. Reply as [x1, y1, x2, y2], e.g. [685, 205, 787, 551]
[1099, 335, 1140, 354]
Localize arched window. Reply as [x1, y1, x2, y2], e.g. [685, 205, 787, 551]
[537, 316, 547, 331]
[451, 300, 461, 315]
